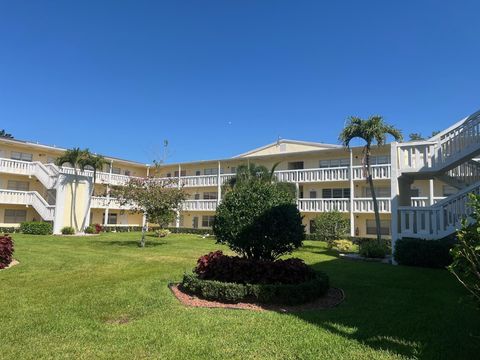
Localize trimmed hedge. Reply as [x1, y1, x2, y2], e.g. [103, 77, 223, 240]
[20, 222, 52, 235]
[181, 271, 329, 305]
[61, 226, 75, 235]
[167, 227, 212, 235]
[195, 251, 315, 284]
[394, 238, 454, 268]
[0, 227, 19, 234]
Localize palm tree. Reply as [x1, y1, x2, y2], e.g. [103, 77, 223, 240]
[339, 116, 402, 242]
[227, 162, 279, 189]
[55, 148, 88, 232]
[78, 152, 108, 230]
[0, 129, 13, 138]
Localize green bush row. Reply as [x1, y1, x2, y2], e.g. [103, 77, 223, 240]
[0, 227, 19, 234]
[394, 238, 454, 268]
[20, 222, 52, 235]
[181, 272, 329, 305]
[166, 227, 213, 235]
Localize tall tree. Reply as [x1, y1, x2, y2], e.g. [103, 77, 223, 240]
[0, 130, 13, 139]
[339, 116, 402, 242]
[112, 177, 187, 247]
[55, 148, 89, 232]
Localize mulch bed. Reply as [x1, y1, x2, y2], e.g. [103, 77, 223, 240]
[169, 283, 344, 312]
[0, 259, 19, 271]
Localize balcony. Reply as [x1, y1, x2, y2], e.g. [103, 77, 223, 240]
[410, 196, 446, 207]
[91, 197, 134, 210]
[297, 198, 391, 213]
[182, 200, 218, 211]
[0, 158, 58, 189]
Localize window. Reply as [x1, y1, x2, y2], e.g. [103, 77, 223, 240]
[102, 213, 117, 225]
[364, 187, 391, 198]
[174, 170, 186, 177]
[204, 168, 223, 175]
[202, 215, 215, 227]
[230, 167, 236, 174]
[370, 156, 390, 165]
[288, 161, 304, 170]
[195, 170, 201, 176]
[203, 192, 217, 200]
[309, 190, 317, 198]
[179, 215, 184, 227]
[124, 170, 131, 176]
[7, 180, 29, 191]
[111, 167, 121, 175]
[309, 220, 316, 234]
[166, 173, 172, 178]
[193, 216, 199, 229]
[322, 188, 350, 198]
[410, 188, 420, 197]
[4, 209, 27, 223]
[366, 220, 390, 235]
[194, 193, 200, 200]
[11, 151, 33, 162]
[319, 159, 349, 168]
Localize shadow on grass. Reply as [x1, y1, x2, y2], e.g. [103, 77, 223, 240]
[100, 240, 167, 248]
[287, 257, 480, 359]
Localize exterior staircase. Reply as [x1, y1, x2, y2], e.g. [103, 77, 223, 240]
[0, 159, 59, 189]
[0, 189, 55, 221]
[395, 110, 480, 239]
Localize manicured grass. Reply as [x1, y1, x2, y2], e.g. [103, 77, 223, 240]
[1, 233, 478, 359]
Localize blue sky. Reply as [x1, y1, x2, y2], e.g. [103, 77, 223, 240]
[1, 1, 479, 164]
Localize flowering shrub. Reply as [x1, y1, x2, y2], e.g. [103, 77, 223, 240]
[194, 251, 315, 285]
[94, 224, 103, 234]
[155, 229, 171, 237]
[0, 235, 14, 269]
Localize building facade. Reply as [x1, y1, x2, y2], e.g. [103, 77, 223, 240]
[1, 109, 479, 247]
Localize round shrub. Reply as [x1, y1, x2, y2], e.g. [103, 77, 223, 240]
[213, 180, 305, 260]
[20, 221, 52, 235]
[333, 239, 355, 252]
[359, 240, 389, 258]
[61, 226, 75, 235]
[194, 251, 315, 285]
[0, 234, 14, 269]
[181, 272, 329, 305]
[394, 238, 454, 268]
[84, 226, 95, 234]
[155, 229, 171, 238]
[313, 211, 350, 247]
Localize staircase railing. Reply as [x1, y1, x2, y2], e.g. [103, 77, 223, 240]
[397, 110, 480, 172]
[398, 181, 480, 239]
[0, 189, 55, 221]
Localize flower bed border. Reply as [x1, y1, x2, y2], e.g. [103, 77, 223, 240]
[169, 283, 344, 312]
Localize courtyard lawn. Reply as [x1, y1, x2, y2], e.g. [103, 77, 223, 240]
[1, 233, 479, 360]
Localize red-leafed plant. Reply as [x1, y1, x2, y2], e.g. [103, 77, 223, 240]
[94, 223, 103, 234]
[194, 251, 314, 285]
[0, 234, 14, 269]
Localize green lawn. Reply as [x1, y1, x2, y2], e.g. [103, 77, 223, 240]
[1, 233, 478, 359]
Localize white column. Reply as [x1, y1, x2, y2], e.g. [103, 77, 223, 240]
[349, 149, 355, 237]
[104, 160, 113, 227]
[175, 211, 180, 228]
[217, 161, 222, 205]
[177, 165, 182, 228]
[428, 179, 435, 205]
[390, 142, 399, 264]
[146, 165, 150, 178]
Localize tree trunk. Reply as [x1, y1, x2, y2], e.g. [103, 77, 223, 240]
[365, 151, 382, 243]
[72, 170, 80, 232]
[140, 224, 146, 248]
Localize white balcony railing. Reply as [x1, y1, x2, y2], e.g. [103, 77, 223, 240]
[91, 197, 134, 210]
[297, 198, 391, 213]
[352, 165, 391, 180]
[410, 196, 446, 207]
[182, 200, 218, 211]
[0, 158, 58, 189]
[0, 189, 55, 220]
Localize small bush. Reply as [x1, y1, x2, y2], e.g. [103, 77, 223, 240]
[155, 229, 171, 238]
[84, 226, 95, 234]
[359, 240, 389, 258]
[0, 234, 14, 269]
[394, 238, 454, 268]
[181, 272, 329, 305]
[333, 239, 354, 252]
[167, 227, 211, 235]
[20, 222, 52, 235]
[312, 211, 350, 247]
[194, 251, 315, 285]
[94, 224, 103, 233]
[213, 180, 305, 260]
[61, 226, 75, 235]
